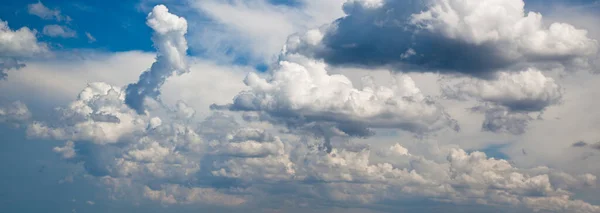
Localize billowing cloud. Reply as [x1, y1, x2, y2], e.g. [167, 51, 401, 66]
[125, 5, 189, 114]
[23, 84, 600, 212]
[220, 57, 458, 142]
[53, 141, 76, 159]
[42, 25, 77, 38]
[284, 0, 599, 77]
[27, 1, 71, 22]
[0, 20, 48, 80]
[442, 68, 563, 134]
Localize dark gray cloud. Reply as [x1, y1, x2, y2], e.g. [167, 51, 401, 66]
[285, 0, 598, 78]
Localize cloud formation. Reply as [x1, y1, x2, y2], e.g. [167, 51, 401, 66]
[27, 1, 71, 22]
[20, 81, 599, 212]
[221, 57, 458, 144]
[0, 19, 48, 80]
[42, 25, 77, 38]
[284, 0, 599, 77]
[125, 5, 189, 114]
[3, 1, 600, 213]
[442, 68, 563, 134]
[0, 101, 31, 125]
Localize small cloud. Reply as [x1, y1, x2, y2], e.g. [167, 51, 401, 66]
[43, 25, 77, 38]
[85, 32, 96, 43]
[28, 1, 71, 22]
[572, 141, 600, 150]
[86, 201, 95, 205]
[572, 141, 589, 147]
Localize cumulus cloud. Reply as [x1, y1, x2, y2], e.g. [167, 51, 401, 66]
[443, 69, 563, 112]
[25, 84, 599, 212]
[26, 82, 148, 144]
[221, 57, 458, 141]
[27, 1, 71, 22]
[0, 101, 31, 124]
[125, 5, 189, 114]
[42, 25, 77, 38]
[442, 69, 563, 134]
[0, 20, 48, 80]
[0, 21, 48, 57]
[53, 141, 76, 159]
[284, 0, 599, 77]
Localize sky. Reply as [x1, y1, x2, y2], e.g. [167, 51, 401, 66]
[1, 0, 600, 212]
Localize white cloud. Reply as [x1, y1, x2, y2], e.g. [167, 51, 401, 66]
[225, 57, 458, 137]
[441, 68, 563, 134]
[0, 19, 48, 80]
[443, 69, 563, 112]
[0, 20, 48, 58]
[53, 141, 76, 159]
[43, 25, 77, 38]
[410, 0, 598, 63]
[0, 101, 31, 124]
[284, 0, 599, 76]
[27, 1, 71, 22]
[125, 4, 190, 114]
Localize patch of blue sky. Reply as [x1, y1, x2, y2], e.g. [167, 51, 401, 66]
[0, 0, 154, 52]
[468, 144, 511, 160]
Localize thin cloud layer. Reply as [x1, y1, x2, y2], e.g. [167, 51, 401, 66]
[442, 68, 563, 134]
[27, 1, 71, 22]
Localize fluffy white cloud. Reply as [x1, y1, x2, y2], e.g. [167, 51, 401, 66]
[0, 20, 48, 80]
[5, 2, 600, 212]
[125, 4, 189, 113]
[225, 57, 458, 138]
[0, 20, 48, 58]
[411, 0, 597, 58]
[443, 69, 563, 112]
[26, 82, 147, 144]
[53, 141, 76, 159]
[441, 69, 563, 134]
[42, 25, 77, 38]
[25, 84, 598, 212]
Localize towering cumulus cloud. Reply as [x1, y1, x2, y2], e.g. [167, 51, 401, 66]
[125, 5, 189, 114]
[285, 0, 598, 77]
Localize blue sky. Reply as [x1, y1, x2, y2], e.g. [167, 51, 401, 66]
[1, 0, 600, 212]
